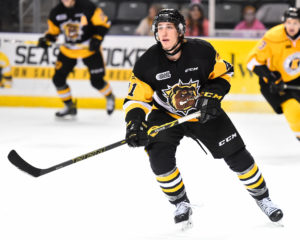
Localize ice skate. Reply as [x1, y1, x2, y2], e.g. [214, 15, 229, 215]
[256, 197, 283, 222]
[106, 94, 115, 115]
[174, 201, 193, 230]
[55, 100, 77, 118]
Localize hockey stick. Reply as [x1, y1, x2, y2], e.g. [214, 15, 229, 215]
[282, 84, 300, 91]
[147, 111, 201, 137]
[8, 139, 127, 177]
[8, 111, 201, 177]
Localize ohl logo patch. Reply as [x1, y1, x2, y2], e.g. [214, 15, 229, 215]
[162, 79, 200, 115]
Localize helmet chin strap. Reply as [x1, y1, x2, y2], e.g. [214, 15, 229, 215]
[162, 38, 183, 56]
[285, 27, 300, 40]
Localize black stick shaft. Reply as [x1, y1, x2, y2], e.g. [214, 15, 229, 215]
[283, 84, 300, 91]
[43, 139, 128, 174]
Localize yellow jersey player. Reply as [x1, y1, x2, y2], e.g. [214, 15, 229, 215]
[38, 0, 115, 118]
[123, 9, 283, 228]
[0, 51, 13, 88]
[247, 7, 300, 141]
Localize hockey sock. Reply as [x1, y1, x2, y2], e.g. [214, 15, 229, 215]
[237, 163, 269, 200]
[99, 82, 113, 97]
[156, 167, 188, 205]
[57, 85, 73, 105]
[281, 98, 300, 140]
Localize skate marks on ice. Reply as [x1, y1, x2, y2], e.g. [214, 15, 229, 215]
[1, 108, 299, 240]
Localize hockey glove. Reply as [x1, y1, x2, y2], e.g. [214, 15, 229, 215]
[196, 78, 229, 124]
[269, 78, 285, 95]
[196, 91, 222, 124]
[126, 120, 148, 147]
[38, 36, 51, 49]
[89, 38, 102, 51]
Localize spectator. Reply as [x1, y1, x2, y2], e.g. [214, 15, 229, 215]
[234, 5, 266, 30]
[185, 3, 209, 37]
[135, 4, 160, 36]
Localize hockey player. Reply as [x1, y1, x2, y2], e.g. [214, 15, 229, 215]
[0, 51, 13, 88]
[123, 9, 283, 227]
[38, 0, 115, 117]
[247, 7, 300, 141]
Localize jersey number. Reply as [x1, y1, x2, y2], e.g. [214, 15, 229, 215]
[128, 83, 137, 96]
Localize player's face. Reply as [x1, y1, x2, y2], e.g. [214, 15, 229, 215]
[157, 22, 179, 50]
[285, 18, 300, 37]
[61, 0, 75, 8]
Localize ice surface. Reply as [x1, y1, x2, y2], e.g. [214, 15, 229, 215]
[0, 107, 299, 240]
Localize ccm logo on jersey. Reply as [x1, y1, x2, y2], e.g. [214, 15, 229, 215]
[219, 133, 237, 146]
[185, 67, 198, 73]
[156, 71, 171, 81]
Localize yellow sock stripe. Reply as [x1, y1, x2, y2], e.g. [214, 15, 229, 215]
[99, 83, 112, 96]
[162, 181, 184, 193]
[246, 176, 264, 189]
[156, 168, 179, 182]
[57, 88, 70, 95]
[238, 164, 258, 180]
[60, 95, 72, 101]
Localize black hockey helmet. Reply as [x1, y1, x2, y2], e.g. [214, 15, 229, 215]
[282, 7, 300, 22]
[152, 9, 186, 37]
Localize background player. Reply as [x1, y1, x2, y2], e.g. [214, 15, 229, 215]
[123, 9, 283, 228]
[247, 7, 300, 141]
[0, 51, 13, 88]
[38, 0, 115, 118]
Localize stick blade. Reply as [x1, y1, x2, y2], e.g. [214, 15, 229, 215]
[8, 150, 42, 177]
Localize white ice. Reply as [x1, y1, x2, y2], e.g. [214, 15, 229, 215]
[1, 107, 299, 240]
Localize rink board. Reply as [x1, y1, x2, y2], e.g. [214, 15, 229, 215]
[0, 33, 273, 112]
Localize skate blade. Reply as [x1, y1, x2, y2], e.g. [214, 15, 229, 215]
[180, 219, 193, 231]
[55, 115, 77, 121]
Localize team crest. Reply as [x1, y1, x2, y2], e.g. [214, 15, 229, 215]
[284, 52, 300, 75]
[162, 79, 200, 115]
[62, 20, 83, 41]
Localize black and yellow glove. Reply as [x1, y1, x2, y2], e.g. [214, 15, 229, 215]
[196, 91, 222, 124]
[126, 120, 148, 147]
[38, 34, 56, 49]
[38, 36, 51, 49]
[268, 71, 284, 94]
[196, 78, 230, 124]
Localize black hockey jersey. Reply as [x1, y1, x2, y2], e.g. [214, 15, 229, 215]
[45, 0, 110, 58]
[123, 38, 233, 120]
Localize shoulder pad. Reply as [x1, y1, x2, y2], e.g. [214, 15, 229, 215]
[263, 24, 287, 43]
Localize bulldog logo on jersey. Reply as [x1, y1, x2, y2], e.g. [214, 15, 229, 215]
[162, 79, 200, 115]
[62, 20, 83, 41]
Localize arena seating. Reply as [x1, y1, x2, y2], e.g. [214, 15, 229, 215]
[92, 0, 295, 35]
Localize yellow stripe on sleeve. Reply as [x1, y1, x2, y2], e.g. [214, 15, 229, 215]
[46, 19, 60, 35]
[124, 102, 150, 115]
